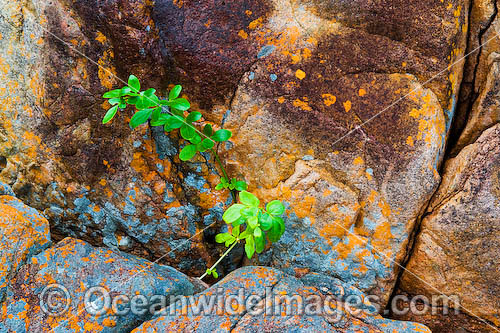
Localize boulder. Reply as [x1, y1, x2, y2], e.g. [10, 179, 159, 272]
[398, 124, 500, 330]
[0, 237, 200, 332]
[0, 0, 470, 306]
[452, 0, 500, 153]
[0, 195, 51, 302]
[132, 266, 431, 332]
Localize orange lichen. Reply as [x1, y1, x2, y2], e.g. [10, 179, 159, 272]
[295, 69, 306, 80]
[322, 93, 336, 106]
[343, 100, 352, 112]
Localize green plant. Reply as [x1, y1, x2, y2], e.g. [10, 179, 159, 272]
[102, 75, 286, 280]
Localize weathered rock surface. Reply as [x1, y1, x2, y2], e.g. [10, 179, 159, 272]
[0, 192, 51, 302]
[0, 0, 471, 307]
[132, 266, 431, 333]
[221, 0, 469, 306]
[452, 0, 499, 153]
[399, 124, 500, 330]
[0, 237, 198, 332]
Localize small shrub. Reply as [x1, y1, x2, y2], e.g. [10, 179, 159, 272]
[103, 75, 286, 280]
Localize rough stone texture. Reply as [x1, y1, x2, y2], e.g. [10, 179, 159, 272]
[132, 266, 431, 333]
[451, 0, 499, 153]
[399, 124, 500, 330]
[0, 237, 198, 332]
[0, 182, 15, 197]
[220, 0, 469, 306]
[0, 0, 237, 277]
[0, 194, 51, 302]
[0, 0, 470, 307]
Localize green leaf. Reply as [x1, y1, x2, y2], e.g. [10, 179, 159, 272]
[186, 111, 202, 123]
[135, 96, 148, 110]
[266, 200, 285, 216]
[212, 269, 218, 279]
[259, 212, 273, 231]
[245, 235, 255, 259]
[268, 216, 285, 243]
[152, 107, 161, 122]
[215, 183, 224, 190]
[144, 88, 156, 96]
[234, 181, 248, 191]
[102, 105, 118, 124]
[121, 87, 132, 95]
[170, 98, 190, 111]
[190, 134, 202, 144]
[212, 129, 232, 142]
[130, 109, 152, 129]
[255, 234, 266, 253]
[127, 96, 139, 105]
[180, 124, 196, 140]
[222, 204, 245, 223]
[143, 89, 160, 105]
[274, 216, 285, 235]
[254, 226, 262, 238]
[215, 232, 234, 243]
[201, 139, 214, 150]
[203, 124, 213, 136]
[241, 206, 259, 218]
[247, 215, 258, 229]
[239, 191, 260, 207]
[169, 85, 182, 100]
[103, 89, 122, 98]
[232, 216, 247, 227]
[179, 144, 197, 161]
[165, 115, 185, 129]
[128, 75, 140, 92]
[151, 114, 170, 127]
[108, 98, 120, 105]
[232, 225, 240, 237]
[239, 228, 251, 239]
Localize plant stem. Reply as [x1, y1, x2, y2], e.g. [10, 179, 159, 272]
[199, 240, 239, 280]
[210, 148, 237, 202]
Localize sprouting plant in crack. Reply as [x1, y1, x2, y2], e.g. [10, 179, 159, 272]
[102, 75, 286, 280]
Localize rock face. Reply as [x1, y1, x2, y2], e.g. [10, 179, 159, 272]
[398, 124, 500, 330]
[0, 237, 198, 332]
[132, 266, 431, 333]
[0, 191, 51, 302]
[0, 0, 471, 306]
[452, 0, 500, 153]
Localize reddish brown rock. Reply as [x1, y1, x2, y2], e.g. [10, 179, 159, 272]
[399, 124, 500, 330]
[0, 0, 470, 309]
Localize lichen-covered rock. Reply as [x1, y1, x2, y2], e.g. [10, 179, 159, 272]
[0, 183, 15, 197]
[0, 0, 236, 276]
[220, 0, 469, 305]
[399, 124, 500, 330]
[0, 237, 199, 332]
[0, 0, 470, 305]
[452, 0, 500, 153]
[132, 266, 430, 333]
[0, 195, 51, 303]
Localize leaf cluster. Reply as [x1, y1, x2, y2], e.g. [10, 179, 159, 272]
[215, 177, 247, 191]
[102, 75, 288, 280]
[218, 191, 286, 260]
